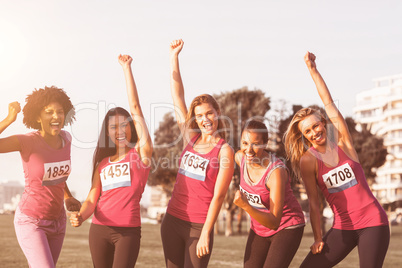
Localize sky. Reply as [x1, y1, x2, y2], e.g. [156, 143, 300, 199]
[1, 0, 401, 200]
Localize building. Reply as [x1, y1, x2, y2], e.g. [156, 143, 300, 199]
[0, 180, 24, 213]
[147, 185, 168, 221]
[353, 74, 402, 210]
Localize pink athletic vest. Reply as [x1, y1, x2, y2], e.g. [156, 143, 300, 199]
[167, 134, 226, 223]
[310, 146, 388, 230]
[92, 147, 150, 227]
[240, 154, 305, 237]
[17, 131, 72, 220]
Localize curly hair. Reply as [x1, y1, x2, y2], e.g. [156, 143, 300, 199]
[185, 94, 226, 140]
[283, 107, 327, 179]
[22, 86, 75, 130]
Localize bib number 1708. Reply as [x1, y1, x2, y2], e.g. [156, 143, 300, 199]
[322, 163, 357, 193]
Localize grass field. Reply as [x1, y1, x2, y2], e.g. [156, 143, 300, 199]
[1, 214, 401, 267]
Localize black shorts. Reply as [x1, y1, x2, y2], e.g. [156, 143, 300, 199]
[89, 223, 141, 268]
[160, 213, 214, 268]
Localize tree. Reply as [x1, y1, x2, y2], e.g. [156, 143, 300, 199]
[213, 87, 271, 235]
[147, 112, 182, 195]
[345, 117, 387, 186]
[214, 86, 271, 150]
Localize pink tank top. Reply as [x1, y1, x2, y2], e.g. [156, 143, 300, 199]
[17, 131, 72, 220]
[92, 147, 150, 227]
[311, 146, 388, 230]
[240, 154, 305, 237]
[167, 134, 226, 223]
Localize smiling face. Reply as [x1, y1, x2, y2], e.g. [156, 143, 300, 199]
[194, 103, 220, 135]
[298, 114, 327, 147]
[241, 130, 267, 164]
[37, 102, 65, 137]
[107, 115, 132, 148]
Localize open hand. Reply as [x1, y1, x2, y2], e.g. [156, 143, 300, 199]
[196, 232, 210, 258]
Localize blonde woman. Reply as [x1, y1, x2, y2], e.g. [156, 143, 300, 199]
[284, 52, 389, 268]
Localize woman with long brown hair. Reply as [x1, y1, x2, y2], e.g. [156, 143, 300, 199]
[160, 39, 234, 268]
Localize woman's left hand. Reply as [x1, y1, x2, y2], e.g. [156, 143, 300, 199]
[65, 197, 81, 212]
[196, 231, 210, 258]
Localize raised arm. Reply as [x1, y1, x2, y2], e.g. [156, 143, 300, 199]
[0, 102, 22, 153]
[304, 52, 354, 149]
[0, 102, 21, 134]
[70, 169, 102, 227]
[300, 152, 324, 254]
[196, 144, 234, 258]
[233, 167, 287, 230]
[169, 39, 188, 131]
[118, 54, 153, 166]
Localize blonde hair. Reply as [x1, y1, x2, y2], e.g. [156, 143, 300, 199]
[283, 107, 327, 179]
[186, 94, 226, 140]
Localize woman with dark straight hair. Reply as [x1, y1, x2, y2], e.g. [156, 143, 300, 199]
[70, 54, 152, 268]
[234, 120, 305, 268]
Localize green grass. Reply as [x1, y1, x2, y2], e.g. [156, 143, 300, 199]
[1, 214, 401, 267]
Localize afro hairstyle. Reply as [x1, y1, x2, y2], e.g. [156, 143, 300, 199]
[23, 86, 75, 130]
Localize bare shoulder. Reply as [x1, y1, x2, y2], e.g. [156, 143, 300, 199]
[234, 150, 244, 166]
[300, 150, 316, 163]
[300, 150, 317, 174]
[220, 142, 234, 154]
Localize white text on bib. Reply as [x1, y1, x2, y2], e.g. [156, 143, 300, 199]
[322, 163, 357, 193]
[100, 162, 131, 191]
[178, 151, 209, 181]
[42, 160, 71, 186]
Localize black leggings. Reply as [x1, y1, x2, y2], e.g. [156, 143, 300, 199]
[160, 213, 214, 268]
[88, 223, 141, 268]
[244, 226, 304, 268]
[300, 225, 390, 268]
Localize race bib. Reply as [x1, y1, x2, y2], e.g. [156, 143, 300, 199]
[322, 163, 357, 193]
[100, 162, 131, 191]
[178, 151, 209, 181]
[42, 160, 71, 186]
[239, 185, 267, 210]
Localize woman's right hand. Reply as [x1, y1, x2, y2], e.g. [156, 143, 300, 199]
[69, 212, 83, 227]
[118, 54, 133, 69]
[170, 39, 184, 57]
[233, 190, 249, 210]
[304, 51, 316, 70]
[310, 240, 325, 254]
[6, 102, 21, 124]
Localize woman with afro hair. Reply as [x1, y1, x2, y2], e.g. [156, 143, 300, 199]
[0, 86, 81, 268]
